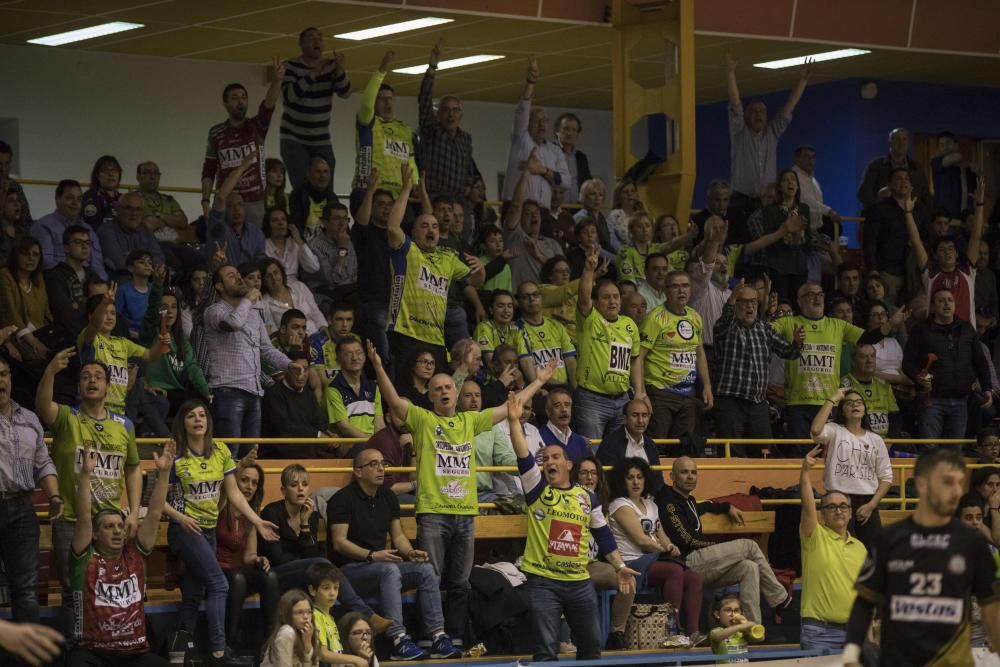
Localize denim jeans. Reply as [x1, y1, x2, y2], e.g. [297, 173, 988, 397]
[444, 306, 470, 352]
[919, 396, 969, 440]
[167, 523, 229, 652]
[357, 301, 391, 377]
[525, 574, 601, 661]
[211, 387, 261, 458]
[800, 619, 847, 652]
[785, 404, 821, 456]
[417, 514, 474, 640]
[572, 387, 628, 447]
[272, 557, 375, 616]
[0, 494, 40, 621]
[341, 561, 445, 639]
[280, 139, 336, 192]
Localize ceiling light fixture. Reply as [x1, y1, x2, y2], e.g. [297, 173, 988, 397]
[753, 48, 870, 70]
[335, 17, 453, 41]
[27, 21, 144, 46]
[394, 54, 505, 75]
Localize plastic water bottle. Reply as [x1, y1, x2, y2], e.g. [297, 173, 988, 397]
[665, 604, 680, 637]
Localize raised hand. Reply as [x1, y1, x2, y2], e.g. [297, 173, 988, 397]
[272, 56, 286, 81]
[526, 57, 539, 82]
[430, 39, 442, 68]
[793, 324, 805, 346]
[799, 57, 813, 82]
[535, 357, 558, 386]
[366, 167, 380, 191]
[331, 50, 345, 71]
[724, 51, 737, 73]
[153, 439, 176, 473]
[379, 50, 396, 73]
[46, 347, 76, 374]
[152, 263, 167, 287]
[521, 148, 546, 175]
[903, 190, 917, 213]
[105, 281, 118, 304]
[400, 162, 412, 191]
[803, 445, 823, 471]
[505, 391, 523, 423]
[366, 339, 383, 371]
[584, 247, 600, 274]
[213, 241, 228, 267]
[977, 174, 987, 206]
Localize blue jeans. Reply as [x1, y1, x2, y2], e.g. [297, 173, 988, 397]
[272, 557, 375, 616]
[919, 396, 968, 440]
[341, 561, 444, 639]
[800, 619, 847, 652]
[417, 514, 474, 640]
[572, 387, 628, 447]
[444, 306, 469, 352]
[0, 494, 40, 621]
[167, 523, 229, 652]
[357, 301, 391, 377]
[280, 139, 336, 192]
[785, 404, 821, 456]
[212, 387, 260, 458]
[525, 574, 601, 661]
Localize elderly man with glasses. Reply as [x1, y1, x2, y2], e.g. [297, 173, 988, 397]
[797, 446, 867, 652]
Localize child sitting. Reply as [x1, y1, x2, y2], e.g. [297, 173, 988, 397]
[115, 249, 157, 339]
[710, 593, 762, 664]
[306, 561, 368, 667]
[261, 589, 319, 667]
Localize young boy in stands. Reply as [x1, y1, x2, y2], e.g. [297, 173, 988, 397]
[306, 561, 368, 667]
[710, 593, 762, 663]
[114, 249, 156, 340]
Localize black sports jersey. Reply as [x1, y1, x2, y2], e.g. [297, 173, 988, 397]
[856, 517, 1000, 666]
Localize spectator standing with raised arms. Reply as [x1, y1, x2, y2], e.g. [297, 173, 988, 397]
[857, 128, 931, 211]
[201, 58, 284, 227]
[368, 340, 553, 646]
[419, 41, 480, 201]
[280, 27, 351, 188]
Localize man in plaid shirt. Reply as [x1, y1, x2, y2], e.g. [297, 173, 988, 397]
[712, 281, 803, 451]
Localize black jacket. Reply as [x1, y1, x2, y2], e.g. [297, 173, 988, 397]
[902, 317, 992, 397]
[44, 262, 95, 345]
[597, 427, 662, 495]
[654, 484, 731, 557]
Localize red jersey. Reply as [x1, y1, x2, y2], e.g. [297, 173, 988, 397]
[924, 259, 976, 328]
[71, 541, 150, 653]
[201, 100, 274, 202]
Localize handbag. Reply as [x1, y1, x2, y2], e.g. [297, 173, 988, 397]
[623, 602, 674, 649]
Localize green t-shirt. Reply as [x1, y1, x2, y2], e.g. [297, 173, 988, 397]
[168, 440, 235, 528]
[51, 404, 139, 523]
[325, 377, 383, 437]
[474, 320, 519, 354]
[389, 237, 470, 346]
[616, 243, 690, 281]
[840, 373, 899, 436]
[771, 316, 864, 406]
[575, 307, 639, 396]
[313, 607, 343, 653]
[520, 459, 602, 582]
[77, 331, 147, 413]
[515, 317, 576, 386]
[480, 256, 513, 293]
[640, 305, 702, 396]
[406, 405, 494, 515]
[710, 629, 749, 663]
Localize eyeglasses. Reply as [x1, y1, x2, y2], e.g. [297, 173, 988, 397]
[356, 460, 385, 471]
[350, 629, 373, 638]
[820, 503, 852, 513]
[293, 609, 314, 617]
[415, 358, 435, 366]
[578, 469, 599, 477]
[517, 292, 541, 300]
[775, 309, 793, 317]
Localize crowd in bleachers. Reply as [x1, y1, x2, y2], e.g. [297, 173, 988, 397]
[4, 26, 1000, 667]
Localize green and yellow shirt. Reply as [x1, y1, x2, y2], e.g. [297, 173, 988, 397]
[771, 315, 863, 406]
[575, 307, 639, 396]
[168, 440, 236, 528]
[840, 373, 899, 436]
[389, 237, 470, 347]
[641, 305, 702, 396]
[325, 374, 383, 437]
[515, 317, 576, 386]
[77, 331, 147, 414]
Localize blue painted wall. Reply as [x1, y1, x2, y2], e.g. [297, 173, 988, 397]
[693, 78, 1000, 218]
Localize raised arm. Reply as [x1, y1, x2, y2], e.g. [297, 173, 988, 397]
[724, 52, 740, 110]
[492, 358, 557, 424]
[744, 209, 805, 256]
[367, 339, 410, 423]
[504, 163, 532, 232]
[264, 57, 285, 109]
[137, 441, 175, 552]
[968, 175, 986, 265]
[781, 59, 812, 120]
[577, 247, 599, 317]
[901, 190, 928, 271]
[386, 163, 413, 250]
[71, 444, 98, 555]
[799, 446, 822, 538]
[36, 348, 75, 427]
[81, 282, 117, 346]
[355, 169, 379, 226]
[418, 41, 441, 130]
[358, 52, 393, 126]
[521, 57, 538, 103]
[811, 387, 844, 438]
[213, 153, 257, 212]
[505, 393, 530, 459]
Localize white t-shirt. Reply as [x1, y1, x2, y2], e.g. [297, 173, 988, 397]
[873, 336, 904, 379]
[608, 496, 660, 561]
[816, 422, 892, 496]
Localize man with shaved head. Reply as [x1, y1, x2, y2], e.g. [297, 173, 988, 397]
[656, 457, 791, 623]
[370, 340, 555, 647]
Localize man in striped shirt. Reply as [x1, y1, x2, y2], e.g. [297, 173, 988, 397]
[281, 27, 352, 189]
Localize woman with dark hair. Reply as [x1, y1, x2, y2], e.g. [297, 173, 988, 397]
[607, 457, 703, 648]
[398, 345, 437, 410]
[750, 168, 812, 302]
[264, 207, 319, 284]
[465, 176, 498, 231]
[164, 400, 281, 662]
[179, 264, 211, 338]
[265, 158, 291, 215]
[216, 461, 281, 646]
[0, 236, 53, 363]
[259, 257, 327, 335]
[81, 155, 122, 230]
[810, 387, 892, 549]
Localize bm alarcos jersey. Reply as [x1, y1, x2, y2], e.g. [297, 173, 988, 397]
[855, 517, 1000, 666]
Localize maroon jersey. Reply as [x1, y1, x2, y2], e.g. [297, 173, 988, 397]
[71, 540, 151, 653]
[201, 100, 274, 202]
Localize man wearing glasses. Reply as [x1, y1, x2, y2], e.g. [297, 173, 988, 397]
[328, 447, 457, 661]
[798, 445, 867, 652]
[772, 281, 867, 450]
[45, 226, 99, 343]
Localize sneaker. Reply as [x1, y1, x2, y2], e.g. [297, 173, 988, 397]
[559, 641, 577, 654]
[430, 634, 462, 659]
[391, 636, 428, 661]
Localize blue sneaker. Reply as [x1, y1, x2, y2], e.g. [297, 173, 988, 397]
[430, 634, 462, 659]
[391, 636, 427, 661]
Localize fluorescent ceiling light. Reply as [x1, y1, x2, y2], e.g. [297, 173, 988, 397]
[27, 21, 144, 46]
[753, 48, 870, 70]
[394, 54, 505, 75]
[335, 17, 453, 41]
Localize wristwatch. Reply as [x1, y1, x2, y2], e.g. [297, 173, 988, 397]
[366, 550, 374, 562]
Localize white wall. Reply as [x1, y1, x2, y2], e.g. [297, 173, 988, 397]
[0, 44, 612, 219]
